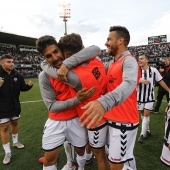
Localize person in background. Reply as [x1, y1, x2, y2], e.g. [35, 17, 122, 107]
[36, 35, 99, 170]
[137, 54, 170, 144]
[57, 26, 141, 170]
[160, 94, 170, 167]
[0, 54, 33, 164]
[153, 57, 170, 113]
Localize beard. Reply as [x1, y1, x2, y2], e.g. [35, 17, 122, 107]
[108, 45, 118, 57]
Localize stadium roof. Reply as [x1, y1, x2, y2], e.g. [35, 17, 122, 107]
[0, 31, 37, 47]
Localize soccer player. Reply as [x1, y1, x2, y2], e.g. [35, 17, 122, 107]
[41, 33, 109, 170]
[36, 35, 99, 170]
[0, 54, 33, 164]
[137, 54, 170, 143]
[56, 26, 141, 170]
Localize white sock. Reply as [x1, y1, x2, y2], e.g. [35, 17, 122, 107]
[125, 157, 136, 170]
[3, 142, 11, 155]
[141, 115, 144, 121]
[122, 163, 133, 170]
[76, 154, 86, 170]
[64, 141, 72, 164]
[12, 133, 18, 144]
[70, 144, 75, 162]
[85, 152, 92, 160]
[43, 165, 57, 170]
[147, 117, 150, 132]
[141, 116, 150, 136]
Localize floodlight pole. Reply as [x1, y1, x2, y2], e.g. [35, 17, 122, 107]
[63, 18, 67, 35]
[59, 0, 71, 36]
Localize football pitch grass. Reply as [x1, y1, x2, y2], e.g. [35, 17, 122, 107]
[0, 78, 169, 170]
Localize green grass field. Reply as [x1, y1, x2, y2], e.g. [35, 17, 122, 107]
[0, 78, 169, 170]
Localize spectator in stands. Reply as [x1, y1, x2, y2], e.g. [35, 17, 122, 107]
[0, 54, 33, 165]
[153, 57, 170, 113]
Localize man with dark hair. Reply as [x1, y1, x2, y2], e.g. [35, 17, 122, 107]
[42, 33, 109, 170]
[36, 35, 100, 170]
[0, 54, 33, 164]
[137, 54, 169, 143]
[58, 26, 141, 170]
[153, 57, 170, 113]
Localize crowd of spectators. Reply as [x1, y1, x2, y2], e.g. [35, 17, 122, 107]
[0, 45, 43, 78]
[0, 45, 43, 64]
[0, 42, 170, 78]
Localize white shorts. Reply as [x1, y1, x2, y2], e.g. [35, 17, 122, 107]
[138, 102, 154, 111]
[42, 117, 88, 151]
[108, 123, 138, 163]
[160, 144, 170, 167]
[0, 115, 20, 124]
[88, 122, 108, 148]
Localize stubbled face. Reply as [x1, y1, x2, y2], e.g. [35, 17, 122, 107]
[138, 55, 148, 67]
[105, 31, 119, 56]
[1, 58, 14, 72]
[43, 44, 64, 68]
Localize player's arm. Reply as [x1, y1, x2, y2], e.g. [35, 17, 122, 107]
[158, 80, 170, 93]
[41, 45, 101, 78]
[63, 45, 101, 69]
[97, 56, 138, 111]
[80, 56, 138, 128]
[39, 72, 95, 112]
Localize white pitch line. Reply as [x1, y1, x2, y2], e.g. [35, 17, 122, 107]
[20, 100, 43, 104]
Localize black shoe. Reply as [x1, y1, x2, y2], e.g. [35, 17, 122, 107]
[152, 109, 158, 114]
[85, 155, 93, 165]
[138, 135, 144, 143]
[143, 131, 151, 139]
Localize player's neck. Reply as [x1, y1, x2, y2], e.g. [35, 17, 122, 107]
[142, 65, 149, 70]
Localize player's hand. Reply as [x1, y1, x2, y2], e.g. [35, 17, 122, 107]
[80, 100, 105, 128]
[57, 63, 69, 82]
[28, 80, 33, 86]
[77, 86, 96, 102]
[0, 77, 4, 87]
[142, 80, 150, 85]
[159, 68, 164, 73]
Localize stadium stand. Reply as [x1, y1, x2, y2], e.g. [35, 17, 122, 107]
[0, 31, 170, 77]
[0, 32, 43, 78]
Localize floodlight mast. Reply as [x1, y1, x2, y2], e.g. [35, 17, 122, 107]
[59, 0, 71, 35]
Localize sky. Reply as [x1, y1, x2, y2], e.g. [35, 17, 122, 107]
[0, 0, 170, 49]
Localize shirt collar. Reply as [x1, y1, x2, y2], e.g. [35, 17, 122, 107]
[114, 50, 131, 62]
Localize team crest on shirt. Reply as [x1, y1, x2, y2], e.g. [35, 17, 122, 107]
[92, 67, 101, 80]
[14, 77, 18, 82]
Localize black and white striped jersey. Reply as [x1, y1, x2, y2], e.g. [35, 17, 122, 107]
[137, 67, 162, 103]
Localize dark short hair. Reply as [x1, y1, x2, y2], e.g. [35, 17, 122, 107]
[0, 54, 13, 61]
[140, 54, 149, 60]
[58, 33, 83, 56]
[109, 26, 130, 46]
[36, 35, 58, 55]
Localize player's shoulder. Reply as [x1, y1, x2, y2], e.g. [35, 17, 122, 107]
[150, 66, 159, 73]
